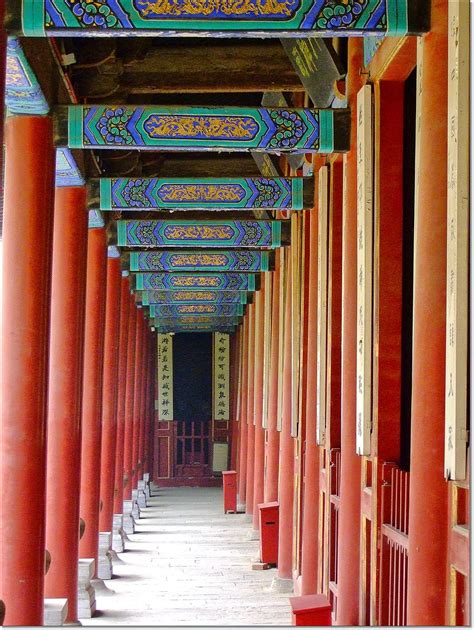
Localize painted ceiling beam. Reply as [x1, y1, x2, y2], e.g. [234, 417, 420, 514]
[138, 290, 249, 305]
[55, 105, 350, 153]
[89, 177, 312, 211]
[13, 1, 428, 37]
[135, 272, 258, 292]
[150, 303, 244, 318]
[153, 316, 240, 326]
[129, 250, 271, 273]
[154, 325, 236, 333]
[117, 219, 285, 249]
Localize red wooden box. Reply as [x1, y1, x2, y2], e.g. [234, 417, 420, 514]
[258, 501, 279, 565]
[289, 594, 332, 626]
[222, 470, 237, 513]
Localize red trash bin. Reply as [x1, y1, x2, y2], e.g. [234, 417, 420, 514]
[258, 501, 279, 565]
[289, 594, 332, 626]
[222, 470, 237, 513]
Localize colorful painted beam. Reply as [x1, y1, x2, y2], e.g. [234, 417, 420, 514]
[56, 105, 350, 153]
[135, 272, 257, 291]
[91, 176, 311, 211]
[154, 316, 240, 326]
[154, 325, 236, 333]
[117, 220, 283, 249]
[150, 303, 244, 318]
[15, 1, 428, 37]
[130, 250, 271, 273]
[139, 290, 249, 305]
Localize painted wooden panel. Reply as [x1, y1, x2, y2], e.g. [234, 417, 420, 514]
[213, 333, 230, 421]
[316, 165, 329, 445]
[5, 36, 48, 114]
[94, 177, 304, 210]
[18, 0, 421, 37]
[157, 436, 171, 478]
[139, 290, 248, 305]
[151, 303, 244, 317]
[135, 272, 256, 292]
[130, 250, 270, 272]
[59, 105, 349, 153]
[212, 443, 229, 472]
[157, 333, 174, 421]
[356, 84, 373, 456]
[117, 219, 282, 248]
[445, 0, 469, 481]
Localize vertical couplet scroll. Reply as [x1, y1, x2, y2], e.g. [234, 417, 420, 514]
[356, 84, 374, 456]
[157, 333, 174, 421]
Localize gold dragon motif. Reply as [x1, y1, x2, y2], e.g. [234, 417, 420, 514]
[159, 184, 243, 203]
[145, 115, 258, 140]
[136, 0, 295, 17]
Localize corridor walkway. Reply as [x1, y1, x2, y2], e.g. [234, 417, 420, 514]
[83, 487, 292, 626]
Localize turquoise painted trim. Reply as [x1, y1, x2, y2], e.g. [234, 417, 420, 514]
[117, 220, 127, 246]
[136, 274, 144, 290]
[292, 178, 303, 211]
[319, 110, 334, 154]
[387, 0, 408, 35]
[68, 106, 84, 149]
[261, 252, 270, 272]
[130, 252, 139, 271]
[99, 179, 112, 210]
[272, 220, 282, 248]
[22, 0, 45, 36]
[88, 210, 105, 228]
[248, 276, 255, 292]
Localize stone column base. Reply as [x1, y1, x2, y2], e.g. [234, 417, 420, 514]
[137, 480, 147, 508]
[131, 490, 141, 520]
[77, 559, 96, 618]
[97, 532, 113, 580]
[269, 576, 293, 593]
[44, 598, 68, 626]
[236, 502, 246, 513]
[112, 514, 125, 552]
[122, 500, 135, 535]
[247, 528, 260, 541]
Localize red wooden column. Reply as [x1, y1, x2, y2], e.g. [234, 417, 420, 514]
[252, 280, 266, 531]
[79, 226, 107, 570]
[245, 302, 256, 516]
[113, 275, 130, 515]
[300, 205, 320, 595]
[335, 38, 364, 626]
[407, 1, 449, 624]
[264, 252, 281, 503]
[237, 316, 249, 509]
[98, 251, 122, 535]
[0, 116, 55, 626]
[276, 252, 294, 587]
[123, 297, 137, 501]
[44, 186, 88, 623]
[139, 330, 150, 477]
[132, 310, 145, 490]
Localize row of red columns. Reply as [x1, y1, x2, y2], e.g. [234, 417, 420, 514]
[232, 6, 450, 620]
[0, 115, 155, 626]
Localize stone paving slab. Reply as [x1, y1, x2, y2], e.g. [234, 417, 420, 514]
[81, 486, 292, 626]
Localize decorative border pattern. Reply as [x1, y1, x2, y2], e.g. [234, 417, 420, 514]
[130, 250, 269, 272]
[135, 272, 256, 291]
[88, 209, 105, 228]
[5, 36, 49, 114]
[150, 303, 244, 317]
[98, 177, 302, 210]
[22, 0, 413, 36]
[65, 105, 341, 153]
[139, 290, 248, 305]
[117, 220, 281, 248]
[154, 316, 240, 326]
[55, 147, 85, 187]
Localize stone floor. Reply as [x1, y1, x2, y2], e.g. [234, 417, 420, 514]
[82, 486, 292, 626]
